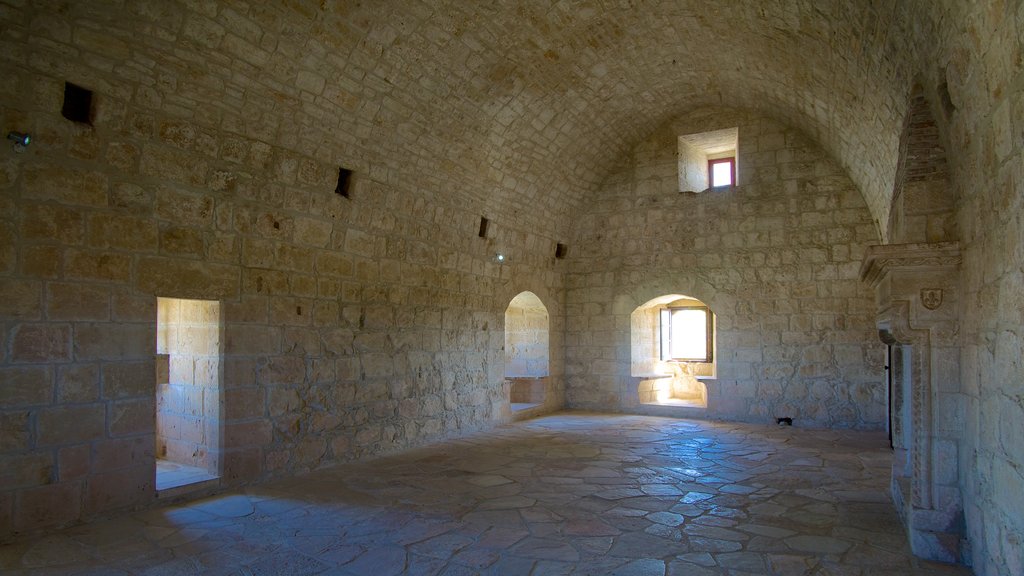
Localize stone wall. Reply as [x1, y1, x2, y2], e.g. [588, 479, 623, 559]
[914, 2, 1024, 573]
[565, 108, 885, 428]
[0, 3, 565, 540]
[0, 1, 1018, 572]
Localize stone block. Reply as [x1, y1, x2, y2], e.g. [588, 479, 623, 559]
[260, 356, 305, 385]
[192, 354, 221, 386]
[136, 257, 239, 300]
[46, 282, 110, 321]
[181, 387, 205, 417]
[14, 482, 81, 532]
[109, 182, 150, 210]
[222, 447, 261, 484]
[58, 444, 91, 481]
[87, 213, 158, 252]
[36, 404, 105, 446]
[224, 387, 263, 420]
[178, 412, 205, 444]
[0, 366, 53, 406]
[111, 290, 156, 322]
[105, 141, 139, 172]
[84, 465, 152, 516]
[0, 452, 53, 490]
[109, 398, 155, 437]
[19, 245, 61, 279]
[11, 324, 71, 363]
[0, 411, 30, 452]
[167, 355, 192, 385]
[0, 279, 41, 318]
[269, 297, 312, 327]
[64, 249, 133, 283]
[224, 295, 268, 324]
[360, 354, 394, 379]
[159, 226, 205, 257]
[101, 360, 155, 399]
[293, 217, 332, 248]
[224, 420, 272, 447]
[267, 386, 301, 415]
[57, 363, 100, 403]
[275, 244, 314, 273]
[162, 437, 197, 464]
[93, 437, 153, 472]
[22, 163, 107, 206]
[315, 250, 353, 277]
[140, 144, 208, 187]
[335, 358, 359, 382]
[345, 229, 379, 258]
[74, 323, 155, 361]
[223, 357, 258, 388]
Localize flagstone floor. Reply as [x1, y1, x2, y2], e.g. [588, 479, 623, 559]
[0, 412, 973, 575]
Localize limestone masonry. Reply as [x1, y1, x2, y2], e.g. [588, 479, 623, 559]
[0, 2, 1021, 575]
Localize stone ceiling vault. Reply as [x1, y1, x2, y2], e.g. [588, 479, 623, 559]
[90, 1, 937, 241]
[279, 1, 927, 240]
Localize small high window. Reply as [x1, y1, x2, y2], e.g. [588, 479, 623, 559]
[660, 306, 713, 362]
[678, 127, 738, 192]
[708, 158, 735, 188]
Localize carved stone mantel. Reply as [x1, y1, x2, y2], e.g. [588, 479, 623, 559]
[859, 241, 962, 288]
[860, 241, 964, 563]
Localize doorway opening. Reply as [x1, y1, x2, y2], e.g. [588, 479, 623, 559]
[504, 291, 549, 411]
[155, 297, 222, 492]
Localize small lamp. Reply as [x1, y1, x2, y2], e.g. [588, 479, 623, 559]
[7, 131, 30, 153]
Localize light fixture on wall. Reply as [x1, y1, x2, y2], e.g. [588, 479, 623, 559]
[7, 131, 30, 153]
[495, 253, 506, 264]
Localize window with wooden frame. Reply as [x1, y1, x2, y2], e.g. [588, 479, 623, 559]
[708, 157, 735, 188]
[659, 306, 714, 362]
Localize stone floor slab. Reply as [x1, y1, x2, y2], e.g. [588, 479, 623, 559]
[0, 412, 973, 575]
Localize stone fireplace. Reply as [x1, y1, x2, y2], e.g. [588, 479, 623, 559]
[860, 241, 965, 563]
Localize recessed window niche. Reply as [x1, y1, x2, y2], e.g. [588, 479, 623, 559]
[679, 127, 738, 192]
[155, 297, 222, 492]
[631, 294, 715, 408]
[504, 291, 549, 411]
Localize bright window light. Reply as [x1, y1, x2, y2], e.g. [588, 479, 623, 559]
[660, 307, 712, 362]
[709, 158, 734, 187]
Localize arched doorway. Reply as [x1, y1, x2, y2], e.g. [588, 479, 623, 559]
[504, 291, 549, 411]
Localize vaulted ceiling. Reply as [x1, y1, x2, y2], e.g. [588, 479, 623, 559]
[269, 1, 938, 239]
[58, 1, 950, 240]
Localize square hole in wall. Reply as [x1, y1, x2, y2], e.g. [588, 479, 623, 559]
[479, 216, 490, 238]
[555, 243, 568, 259]
[61, 82, 93, 125]
[335, 167, 353, 198]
